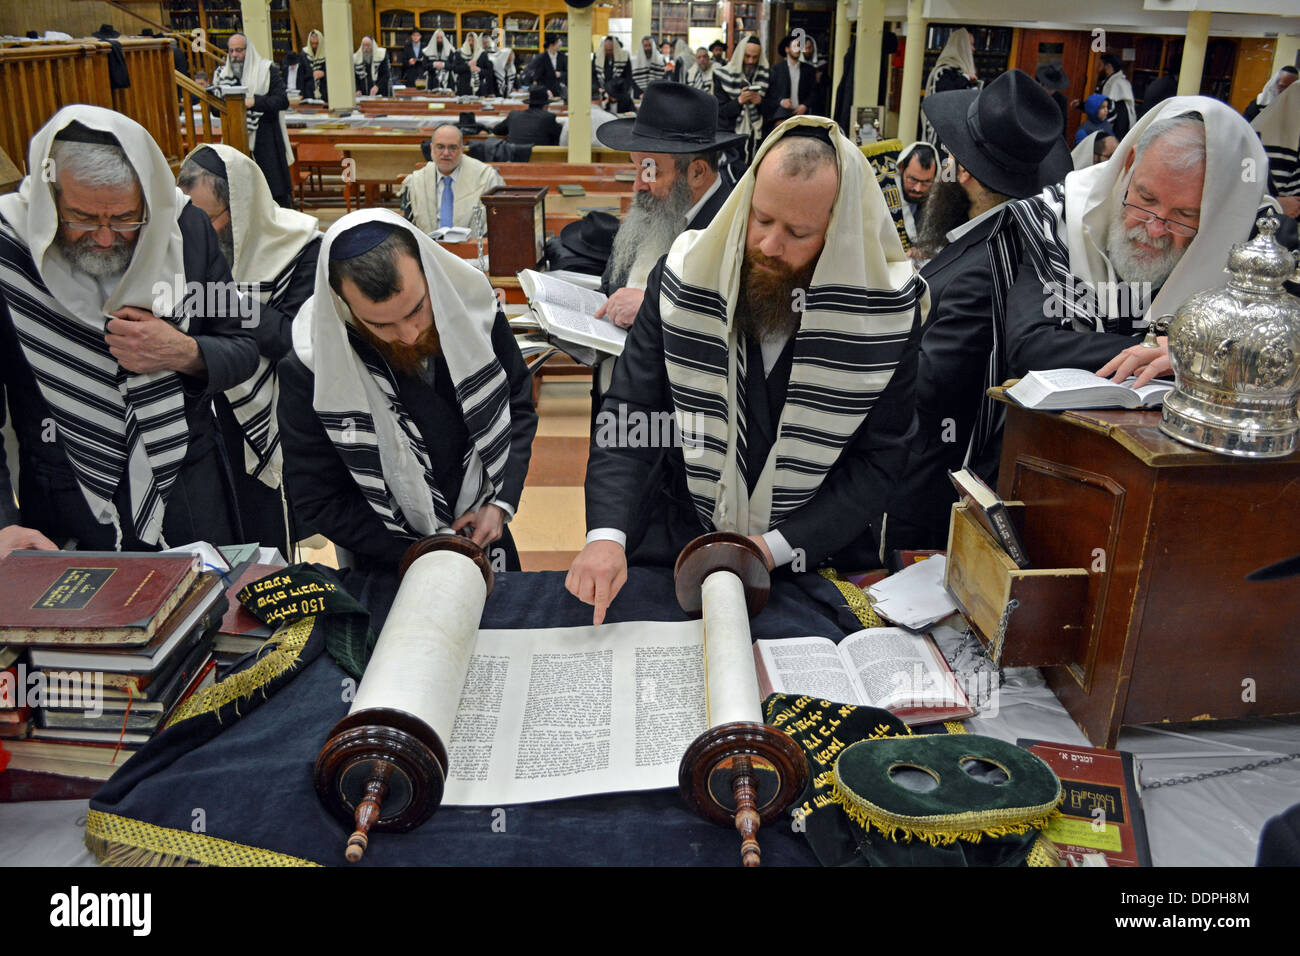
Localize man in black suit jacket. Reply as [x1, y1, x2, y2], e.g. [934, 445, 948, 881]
[884, 70, 1072, 549]
[492, 86, 561, 145]
[763, 32, 823, 126]
[400, 28, 427, 87]
[529, 33, 566, 96]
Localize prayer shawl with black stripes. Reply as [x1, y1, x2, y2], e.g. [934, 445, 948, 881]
[631, 36, 665, 94]
[718, 36, 770, 166]
[353, 40, 387, 93]
[214, 41, 294, 162]
[290, 209, 512, 535]
[303, 30, 325, 70]
[1253, 80, 1300, 198]
[971, 96, 1269, 463]
[0, 105, 193, 547]
[657, 116, 926, 535]
[189, 144, 320, 488]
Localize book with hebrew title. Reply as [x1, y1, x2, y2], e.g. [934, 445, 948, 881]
[0, 552, 200, 646]
[1006, 368, 1174, 410]
[948, 468, 1030, 569]
[1017, 739, 1151, 866]
[517, 269, 624, 357]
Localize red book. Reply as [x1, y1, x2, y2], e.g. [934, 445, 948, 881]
[1018, 739, 1152, 866]
[0, 551, 200, 646]
[217, 563, 285, 638]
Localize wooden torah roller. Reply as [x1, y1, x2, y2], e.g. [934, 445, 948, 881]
[313, 534, 493, 862]
[674, 532, 809, 867]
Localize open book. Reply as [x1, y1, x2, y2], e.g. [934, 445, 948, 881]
[1007, 368, 1174, 410]
[517, 269, 625, 357]
[753, 628, 974, 726]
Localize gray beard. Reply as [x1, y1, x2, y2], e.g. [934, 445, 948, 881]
[606, 175, 695, 290]
[55, 231, 132, 281]
[1104, 199, 1184, 288]
[229, 59, 244, 80]
[218, 221, 235, 269]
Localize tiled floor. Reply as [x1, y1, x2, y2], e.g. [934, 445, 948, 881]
[297, 379, 592, 573]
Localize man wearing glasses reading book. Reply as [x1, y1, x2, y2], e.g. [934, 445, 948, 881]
[0, 107, 258, 555]
[997, 99, 1270, 389]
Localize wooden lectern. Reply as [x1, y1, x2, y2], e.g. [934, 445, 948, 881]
[481, 185, 546, 276]
[946, 392, 1300, 746]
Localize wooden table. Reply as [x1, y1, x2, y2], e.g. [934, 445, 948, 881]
[991, 394, 1300, 746]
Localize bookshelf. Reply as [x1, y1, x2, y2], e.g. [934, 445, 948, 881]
[377, 4, 608, 75]
[165, 0, 294, 61]
[922, 23, 1013, 86]
[648, 1, 756, 50]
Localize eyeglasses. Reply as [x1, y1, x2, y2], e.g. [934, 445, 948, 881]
[902, 174, 934, 189]
[1122, 189, 1198, 238]
[60, 216, 149, 235]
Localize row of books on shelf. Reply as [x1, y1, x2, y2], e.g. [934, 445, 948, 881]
[0, 543, 286, 792]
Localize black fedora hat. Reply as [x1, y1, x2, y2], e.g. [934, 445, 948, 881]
[922, 68, 1073, 199]
[1036, 63, 1069, 91]
[559, 210, 619, 260]
[597, 82, 745, 153]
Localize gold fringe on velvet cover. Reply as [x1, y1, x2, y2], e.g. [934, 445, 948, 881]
[164, 615, 315, 730]
[818, 569, 885, 628]
[84, 809, 319, 867]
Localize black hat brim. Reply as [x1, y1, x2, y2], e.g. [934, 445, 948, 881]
[559, 219, 615, 260]
[923, 89, 1072, 199]
[596, 118, 745, 153]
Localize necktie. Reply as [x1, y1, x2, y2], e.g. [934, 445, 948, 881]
[440, 174, 454, 228]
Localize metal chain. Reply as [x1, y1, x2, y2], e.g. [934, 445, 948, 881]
[990, 598, 1019, 665]
[1142, 752, 1300, 790]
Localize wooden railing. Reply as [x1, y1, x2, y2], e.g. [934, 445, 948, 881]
[0, 36, 249, 177]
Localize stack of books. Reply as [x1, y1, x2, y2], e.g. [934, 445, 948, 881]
[0, 551, 224, 786]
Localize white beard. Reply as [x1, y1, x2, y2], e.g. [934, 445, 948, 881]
[607, 176, 694, 289]
[57, 234, 132, 280]
[1105, 198, 1185, 288]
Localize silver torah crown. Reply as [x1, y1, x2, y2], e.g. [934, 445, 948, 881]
[1159, 210, 1300, 458]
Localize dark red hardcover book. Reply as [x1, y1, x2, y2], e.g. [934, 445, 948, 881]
[217, 562, 284, 638]
[1018, 738, 1152, 866]
[0, 551, 200, 646]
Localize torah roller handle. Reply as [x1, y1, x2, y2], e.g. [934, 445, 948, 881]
[674, 532, 809, 867]
[313, 534, 493, 863]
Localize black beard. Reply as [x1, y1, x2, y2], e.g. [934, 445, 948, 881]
[915, 177, 970, 257]
[735, 249, 817, 345]
[217, 221, 234, 269]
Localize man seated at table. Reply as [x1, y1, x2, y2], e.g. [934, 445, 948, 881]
[566, 118, 925, 623]
[491, 86, 561, 146]
[354, 36, 392, 97]
[276, 210, 537, 570]
[0, 107, 258, 555]
[178, 144, 322, 556]
[399, 124, 504, 236]
[999, 97, 1268, 388]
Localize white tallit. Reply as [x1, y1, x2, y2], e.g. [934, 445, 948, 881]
[718, 35, 769, 162]
[353, 38, 387, 91]
[0, 106, 192, 546]
[1071, 130, 1100, 170]
[657, 116, 926, 536]
[1253, 80, 1300, 198]
[1102, 70, 1137, 132]
[214, 39, 294, 162]
[291, 209, 512, 534]
[1050, 95, 1267, 326]
[187, 144, 319, 487]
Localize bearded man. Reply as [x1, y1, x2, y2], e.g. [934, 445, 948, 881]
[276, 210, 536, 570]
[567, 118, 926, 625]
[212, 33, 294, 208]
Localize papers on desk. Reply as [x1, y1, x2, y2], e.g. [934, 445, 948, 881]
[864, 555, 958, 630]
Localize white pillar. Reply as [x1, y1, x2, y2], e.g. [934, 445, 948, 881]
[238, 0, 273, 61]
[632, 0, 652, 49]
[1178, 11, 1211, 97]
[853, 0, 885, 137]
[322, 0, 355, 111]
[830, 0, 850, 119]
[568, 5, 593, 163]
[896, 0, 925, 144]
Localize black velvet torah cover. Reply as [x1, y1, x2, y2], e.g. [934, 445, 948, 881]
[87, 566, 888, 866]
